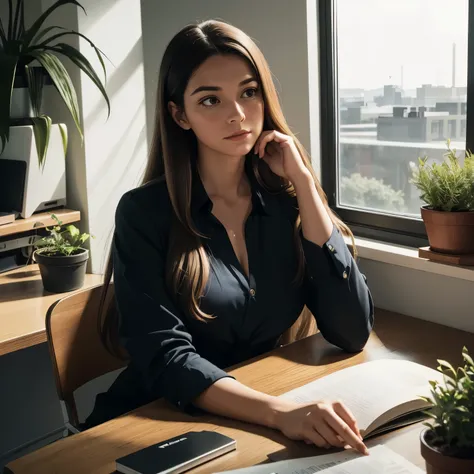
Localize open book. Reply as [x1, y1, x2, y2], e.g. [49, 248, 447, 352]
[216, 445, 424, 474]
[279, 359, 443, 439]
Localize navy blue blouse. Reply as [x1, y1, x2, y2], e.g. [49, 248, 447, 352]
[84, 161, 374, 428]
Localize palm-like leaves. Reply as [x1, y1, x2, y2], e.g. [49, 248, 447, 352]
[0, 0, 110, 166]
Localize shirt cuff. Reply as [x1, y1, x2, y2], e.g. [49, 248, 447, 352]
[170, 359, 235, 415]
[300, 225, 351, 283]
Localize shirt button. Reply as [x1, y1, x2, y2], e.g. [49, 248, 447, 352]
[342, 271, 348, 279]
[249, 288, 256, 297]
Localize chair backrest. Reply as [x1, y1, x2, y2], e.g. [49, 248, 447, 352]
[46, 282, 127, 428]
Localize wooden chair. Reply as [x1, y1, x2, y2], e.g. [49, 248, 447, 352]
[45, 282, 127, 436]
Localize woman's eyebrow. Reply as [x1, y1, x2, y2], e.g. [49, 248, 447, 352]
[190, 77, 257, 96]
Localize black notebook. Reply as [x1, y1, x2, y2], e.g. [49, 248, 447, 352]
[116, 430, 237, 474]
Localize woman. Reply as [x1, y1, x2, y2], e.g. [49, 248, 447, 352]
[87, 20, 374, 455]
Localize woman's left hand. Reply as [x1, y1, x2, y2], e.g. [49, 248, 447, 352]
[254, 130, 309, 183]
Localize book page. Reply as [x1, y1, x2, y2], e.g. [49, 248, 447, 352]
[215, 445, 424, 474]
[279, 359, 442, 435]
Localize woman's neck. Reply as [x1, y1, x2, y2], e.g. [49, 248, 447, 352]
[197, 150, 250, 201]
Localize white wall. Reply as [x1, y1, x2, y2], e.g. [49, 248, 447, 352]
[359, 258, 474, 333]
[140, 0, 316, 159]
[41, 0, 148, 274]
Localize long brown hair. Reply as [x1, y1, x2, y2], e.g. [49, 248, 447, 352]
[99, 20, 356, 357]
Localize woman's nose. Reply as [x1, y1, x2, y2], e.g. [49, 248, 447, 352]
[227, 102, 246, 123]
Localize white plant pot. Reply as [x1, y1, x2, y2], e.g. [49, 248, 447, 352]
[0, 124, 67, 218]
[10, 87, 34, 119]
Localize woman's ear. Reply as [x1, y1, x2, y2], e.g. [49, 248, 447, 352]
[168, 101, 192, 130]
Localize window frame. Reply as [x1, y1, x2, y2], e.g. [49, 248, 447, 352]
[318, 0, 474, 247]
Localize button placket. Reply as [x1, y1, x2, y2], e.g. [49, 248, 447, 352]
[248, 271, 257, 298]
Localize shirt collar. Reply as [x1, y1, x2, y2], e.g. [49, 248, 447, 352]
[190, 157, 280, 218]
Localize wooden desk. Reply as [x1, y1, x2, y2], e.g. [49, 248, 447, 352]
[0, 264, 103, 356]
[5, 309, 474, 473]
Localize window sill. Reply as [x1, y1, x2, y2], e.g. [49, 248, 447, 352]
[350, 237, 474, 283]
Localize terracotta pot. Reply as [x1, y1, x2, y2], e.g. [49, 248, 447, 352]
[421, 207, 474, 254]
[420, 429, 474, 474]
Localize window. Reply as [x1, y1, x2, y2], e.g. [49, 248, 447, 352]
[449, 120, 457, 138]
[319, 0, 473, 243]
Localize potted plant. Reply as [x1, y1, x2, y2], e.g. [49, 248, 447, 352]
[0, 0, 110, 166]
[419, 346, 474, 474]
[411, 141, 474, 254]
[33, 213, 93, 293]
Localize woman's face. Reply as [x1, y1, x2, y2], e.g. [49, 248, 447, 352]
[172, 54, 265, 158]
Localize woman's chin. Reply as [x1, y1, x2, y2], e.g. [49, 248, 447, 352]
[222, 141, 254, 157]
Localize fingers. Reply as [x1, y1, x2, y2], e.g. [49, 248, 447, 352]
[323, 407, 369, 455]
[314, 421, 346, 448]
[333, 401, 363, 440]
[302, 428, 331, 449]
[256, 131, 275, 158]
[254, 130, 290, 158]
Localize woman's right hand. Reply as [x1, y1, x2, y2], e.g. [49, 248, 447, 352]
[272, 399, 369, 455]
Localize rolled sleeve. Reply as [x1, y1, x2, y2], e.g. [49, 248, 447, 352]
[114, 193, 232, 413]
[301, 226, 374, 352]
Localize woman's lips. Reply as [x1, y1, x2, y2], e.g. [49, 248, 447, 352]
[224, 131, 251, 140]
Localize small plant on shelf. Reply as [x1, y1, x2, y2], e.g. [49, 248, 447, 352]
[33, 213, 93, 292]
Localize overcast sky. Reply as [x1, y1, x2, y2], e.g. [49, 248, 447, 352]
[337, 0, 468, 90]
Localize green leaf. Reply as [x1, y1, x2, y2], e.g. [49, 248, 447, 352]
[463, 352, 474, 367]
[80, 233, 90, 243]
[34, 213, 89, 255]
[31, 115, 52, 168]
[63, 246, 76, 256]
[18, 0, 25, 39]
[51, 214, 62, 226]
[58, 123, 68, 158]
[50, 43, 110, 116]
[12, 0, 24, 40]
[0, 14, 7, 47]
[22, 0, 86, 49]
[438, 360, 457, 378]
[31, 26, 67, 46]
[24, 65, 45, 116]
[419, 396, 433, 404]
[0, 53, 18, 154]
[28, 30, 111, 87]
[66, 225, 79, 239]
[28, 51, 83, 141]
[7, 0, 13, 41]
[412, 142, 474, 211]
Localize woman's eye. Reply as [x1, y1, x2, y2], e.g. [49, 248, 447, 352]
[243, 88, 258, 98]
[200, 96, 219, 107]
